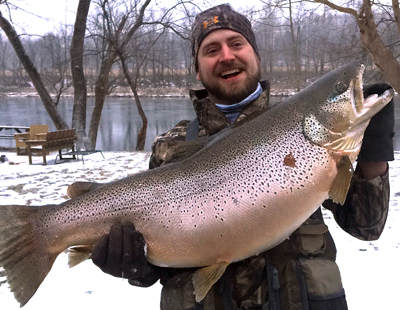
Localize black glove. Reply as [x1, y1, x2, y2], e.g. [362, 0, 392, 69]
[359, 83, 395, 162]
[92, 222, 159, 287]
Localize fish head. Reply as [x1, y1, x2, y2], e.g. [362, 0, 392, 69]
[303, 61, 394, 161]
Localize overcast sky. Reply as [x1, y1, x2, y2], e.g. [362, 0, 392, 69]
[4, 0, 264, 35]
[3, 0, 79, 34]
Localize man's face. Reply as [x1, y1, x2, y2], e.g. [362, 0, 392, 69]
[196, 29, 261, 105]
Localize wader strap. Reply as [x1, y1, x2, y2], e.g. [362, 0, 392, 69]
[219, 268, 237, 310]
[185, 117, 200, 141]
[265, 256, 281, 310]
[195, 302, 204, 310]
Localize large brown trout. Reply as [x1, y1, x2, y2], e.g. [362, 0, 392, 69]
[0, 62, 393, 307]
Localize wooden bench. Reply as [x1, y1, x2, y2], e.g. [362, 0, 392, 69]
[14, 124, 49, 155]
[25, 129, 77, 165]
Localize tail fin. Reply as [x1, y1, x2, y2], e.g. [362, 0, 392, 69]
[0, 205, 58, 307]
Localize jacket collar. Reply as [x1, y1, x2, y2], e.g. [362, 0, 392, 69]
[188, 80, 270, 135]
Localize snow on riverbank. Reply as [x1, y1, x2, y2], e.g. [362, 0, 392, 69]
[0, 151, 399, 309]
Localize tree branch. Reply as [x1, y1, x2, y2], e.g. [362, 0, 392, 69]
[311, 0, 358, 17]
[392, 0, 400, 35]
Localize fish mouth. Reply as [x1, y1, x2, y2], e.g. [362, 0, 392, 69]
[351, 64, 365, 115]
[361, 89, 393, 117]
[349, 63, 393, 126]
[321, 63, 393, 157]
[352, 84, 393, 127]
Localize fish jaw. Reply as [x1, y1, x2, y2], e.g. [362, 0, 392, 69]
[303, 62, 393, 162]
[322, 87, 393, 163]
[354, 88, 394, 125]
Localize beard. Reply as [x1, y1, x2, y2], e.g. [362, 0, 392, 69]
[199, 63, 261, 105]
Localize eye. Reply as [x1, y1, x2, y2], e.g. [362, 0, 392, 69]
[231, 40, 244, 49]
[204, 46, 219, 56]
[335, 82, 348, 93]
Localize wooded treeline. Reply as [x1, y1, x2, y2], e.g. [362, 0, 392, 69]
[1, 1, 398, 93]
[0, 0, 399, 150]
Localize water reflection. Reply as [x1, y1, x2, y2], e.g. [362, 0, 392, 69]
[0, 96, 399, 152]
[0, 97, 196, 152]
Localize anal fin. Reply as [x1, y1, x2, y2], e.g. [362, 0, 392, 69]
[192, 262, 229, 303]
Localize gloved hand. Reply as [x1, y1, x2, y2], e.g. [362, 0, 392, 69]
[92, 222, 159, 287]
[359, 83, 395, 162]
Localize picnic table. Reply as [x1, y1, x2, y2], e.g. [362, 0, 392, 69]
[0, 125, 30, 138]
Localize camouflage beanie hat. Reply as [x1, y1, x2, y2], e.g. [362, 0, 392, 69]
[191, 4, 260, 70]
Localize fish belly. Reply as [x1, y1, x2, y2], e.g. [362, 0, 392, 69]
[139, 138, 337, 267]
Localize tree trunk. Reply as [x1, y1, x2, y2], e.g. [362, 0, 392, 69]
[0, 11, 68, 129]
[70, 0, 91, 150]
[288, 0, 302, 91]
[133, 87, 147, 151]
[88, 56, 116, 150]
[356, 0, 400, 93]
[119, 53, 148, 151]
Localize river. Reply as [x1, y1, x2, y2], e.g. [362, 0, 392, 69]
[0, 95, 399, 152]
[0, 96, 196, 152]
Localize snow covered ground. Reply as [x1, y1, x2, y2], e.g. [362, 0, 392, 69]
[0, 151, 399, 309]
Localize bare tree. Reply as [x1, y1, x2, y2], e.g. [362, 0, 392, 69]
[256, 1, 314, 88]
[0, 33, 10, 85]
[311, 0, 400, 94]
[1, 0, 153, 149]
[70, 0, 91, 149]
[0, 9, 68, 129]
[118, 53, 148, 150]
[41, 31, 72, 106]
[116, 25, 166, 150]
[254, 6, 281, 76]
[86, 0, 151, 150]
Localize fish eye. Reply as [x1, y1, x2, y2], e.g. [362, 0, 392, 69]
[335, 82, 348, 93]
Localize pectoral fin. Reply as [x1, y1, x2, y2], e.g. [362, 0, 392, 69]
[329, 155, 354, 205]
[192, 262, 229, 303]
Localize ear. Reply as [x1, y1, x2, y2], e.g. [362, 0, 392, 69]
[196, 72, 201, 81]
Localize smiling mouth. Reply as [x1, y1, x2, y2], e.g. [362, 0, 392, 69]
[220, 69, 241, 79]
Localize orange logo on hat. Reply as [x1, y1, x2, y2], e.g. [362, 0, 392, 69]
[203, 16, 219, 29]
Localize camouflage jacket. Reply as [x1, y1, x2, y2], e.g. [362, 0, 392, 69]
[149, 82, 390, 310]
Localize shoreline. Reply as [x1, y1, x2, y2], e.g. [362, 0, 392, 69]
[0, 86, 297, 99]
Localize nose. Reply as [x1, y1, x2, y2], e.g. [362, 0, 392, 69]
[219, 45, 235, 63]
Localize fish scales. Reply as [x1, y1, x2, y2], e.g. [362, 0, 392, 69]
[0, 62, 394, 307]
[36, 103, 331, 267]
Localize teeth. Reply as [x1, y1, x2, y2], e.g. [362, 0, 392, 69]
[221, 69, 240, 77]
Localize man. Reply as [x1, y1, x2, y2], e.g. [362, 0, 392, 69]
[92, 4, 394, 309]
